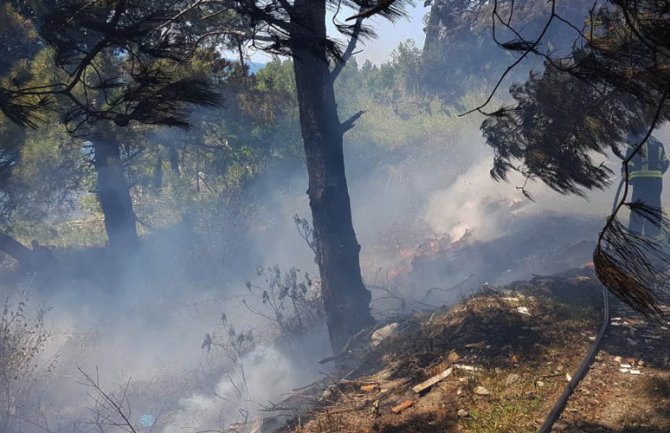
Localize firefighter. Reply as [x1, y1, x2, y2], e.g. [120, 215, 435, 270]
[625, 133, 670, 238]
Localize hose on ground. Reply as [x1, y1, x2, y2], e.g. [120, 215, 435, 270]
[537, 177, 621, 433]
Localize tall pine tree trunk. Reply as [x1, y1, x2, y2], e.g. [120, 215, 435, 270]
[93, 136, 139, 250]
[290, 1, 374, 352]
[166, 142, 180, 174]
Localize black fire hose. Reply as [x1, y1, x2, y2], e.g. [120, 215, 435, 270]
[537, 178, 621, 433]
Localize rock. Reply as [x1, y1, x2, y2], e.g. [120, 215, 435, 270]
[371, 323, 399, 347]
[637, 360, 646, 366]
[322, 389, 333, 400]
[474, 386, 491, 396]
[536, 381, 545, 387]
[457, 409, 469, 417]
[630, 369, 642, 375]
[505, 373, 520, 386]
[614, 356, 623, 363]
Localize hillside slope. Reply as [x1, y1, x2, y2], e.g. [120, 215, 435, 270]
[248, 267, 670, 433]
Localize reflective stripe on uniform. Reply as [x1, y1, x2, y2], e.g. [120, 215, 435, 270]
[630, 169, 664, 179]
[659, 144, 664, 165]
[627, 139, 668, 177]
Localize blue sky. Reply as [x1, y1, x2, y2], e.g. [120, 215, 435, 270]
[348, 3, 429, 64]
[248, 3, 430, 65]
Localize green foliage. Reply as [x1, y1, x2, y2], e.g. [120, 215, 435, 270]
[481, 66, 631, 196]
[9, 123, 88, 222]
[0, 23, 489, 258]
[481, 0, 670, 198]
[0, 3, 38, 76]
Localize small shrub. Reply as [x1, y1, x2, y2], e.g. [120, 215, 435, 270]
[0, 293, 52, 432]
[244, 265, 324, 341]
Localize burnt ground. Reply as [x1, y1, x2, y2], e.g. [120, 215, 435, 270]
[248, 267, 670, 433]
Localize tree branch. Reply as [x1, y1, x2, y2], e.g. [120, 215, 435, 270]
[341, 110, 365, 133]
[346, 0, 399, 21]
[331, 15, 364, 81]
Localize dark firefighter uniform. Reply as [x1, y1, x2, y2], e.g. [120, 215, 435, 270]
[625, 135, 670, 238]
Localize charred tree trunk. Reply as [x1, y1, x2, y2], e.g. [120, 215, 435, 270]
[290, 1, 374, 352]
[152, 152, 163, 190]
[166, 143, 180, 175]
[0, 232, 32, 264]
[93, 137, 139, 250]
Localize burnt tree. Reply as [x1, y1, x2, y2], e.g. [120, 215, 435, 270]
[92, 134, 138, 250]
[184, 0, 409, 351]
[289, 3, 373, 351]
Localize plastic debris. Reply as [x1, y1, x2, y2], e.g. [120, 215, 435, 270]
[139, 414, 155, 427]
[454, 364, 481, 372]
[371, 323, 399, 347]
[517, 306, 531, 316]
[361, 384, 378, 392]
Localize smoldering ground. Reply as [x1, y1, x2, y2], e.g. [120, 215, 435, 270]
[3, 100, 667, 433]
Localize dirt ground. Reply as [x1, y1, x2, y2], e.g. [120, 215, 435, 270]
[249, 267, 670, 433]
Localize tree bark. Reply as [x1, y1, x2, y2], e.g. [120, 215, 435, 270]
[0, 232, 32, 264]
[152, 152, 163, 190]
[290, 1, 374, 352]
[93, 136, 139, 250]
[166, 142, 180, 175]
